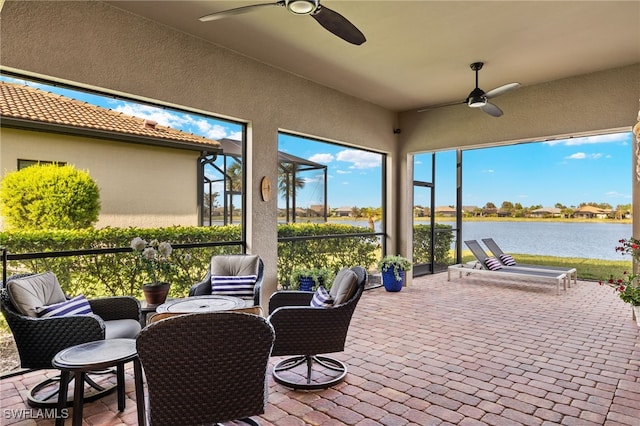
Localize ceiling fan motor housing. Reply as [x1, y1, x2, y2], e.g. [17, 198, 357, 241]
[467, 87, 487, 107]
[286, 0, 319, 14]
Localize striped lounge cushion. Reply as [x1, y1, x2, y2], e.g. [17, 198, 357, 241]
[484, 257, 503, 271]
[499, 253, 517, 266]
[35, 294, 93, 318]
[211, 275, 257, 298]
[310, 286, 334, 308]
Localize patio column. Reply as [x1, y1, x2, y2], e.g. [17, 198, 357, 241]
[633, 104, 640, 274]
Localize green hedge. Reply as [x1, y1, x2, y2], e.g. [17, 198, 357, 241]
[413, 223, 454, 265]
[277, 223, 379, 288]
[0, 226, 242, 298]
[1, 223, 380, 296]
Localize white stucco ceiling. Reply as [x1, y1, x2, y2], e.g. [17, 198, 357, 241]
[105, 1, 639, 112]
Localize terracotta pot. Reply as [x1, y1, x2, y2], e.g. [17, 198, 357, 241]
[142, 282, 171, 305]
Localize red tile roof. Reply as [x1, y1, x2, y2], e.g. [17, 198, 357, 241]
[0, 82, 221, 149]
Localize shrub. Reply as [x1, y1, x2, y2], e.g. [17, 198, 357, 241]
[0, 164, 100, 230]
[413, 223, 454, 265]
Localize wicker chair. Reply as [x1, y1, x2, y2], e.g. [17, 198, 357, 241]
[267, 266, 367, 390]
[188, 254, 263, 307]
[0, 272, 141, 407]
[136, 312, 275, 426]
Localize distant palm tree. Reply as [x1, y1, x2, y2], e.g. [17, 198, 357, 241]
[226, 162, 242, 223]
[278, 163, 305, 223]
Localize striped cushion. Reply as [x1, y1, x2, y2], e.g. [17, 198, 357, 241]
[35, 294, 93, 318]
[484, 257, 503, 271]
[310, 286, 334, 308]
[499, 253, 517, 266]
[211, 275, 257, 298]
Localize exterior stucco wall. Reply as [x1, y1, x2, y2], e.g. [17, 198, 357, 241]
[0, 128, 199, 229]
[0, 1, 398, 304]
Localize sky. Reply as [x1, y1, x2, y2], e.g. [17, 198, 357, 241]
[2, 76, 632, 210]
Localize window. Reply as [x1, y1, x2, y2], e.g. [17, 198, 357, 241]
[17, 159, 66, 170]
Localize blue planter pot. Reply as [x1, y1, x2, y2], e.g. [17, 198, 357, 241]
[298, 276, 316, 292]
[382, 269, 404, 292]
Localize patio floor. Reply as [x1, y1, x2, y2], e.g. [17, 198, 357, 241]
[1, 272, 639, 425]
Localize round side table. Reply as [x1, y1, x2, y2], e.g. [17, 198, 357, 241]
[52, 338, 145, 426]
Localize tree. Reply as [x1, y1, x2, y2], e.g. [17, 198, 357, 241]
[226, 161, 242, 223]
[361, 207, 382, 230]
[278, 162, 305, 223]
[0, 164, 100, 230]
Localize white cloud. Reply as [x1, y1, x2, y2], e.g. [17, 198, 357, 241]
[336, 150, 381, 169]
[565, 152, 603, 160]
[114, 103, 237, 140]
[544, 132, 631, 146]
[605, 191, 632, 199]
[482, 169, 494, 174]
[336, 170, 351, 175]
[309, 153, 334, 164]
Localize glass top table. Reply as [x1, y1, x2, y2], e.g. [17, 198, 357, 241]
[156, 295, 247, 314]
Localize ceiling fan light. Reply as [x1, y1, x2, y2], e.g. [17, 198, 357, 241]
[286, 0, 318, 14]
[468, 95, 487, 108]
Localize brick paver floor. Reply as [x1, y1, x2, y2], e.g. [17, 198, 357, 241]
[2, 272, 639, 425]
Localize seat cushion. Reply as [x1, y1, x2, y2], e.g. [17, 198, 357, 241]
[329, 269, 358, 305]
[105, 319, 142, 339]
[7, 272, 66, 317]
[211, 255, 259, 276]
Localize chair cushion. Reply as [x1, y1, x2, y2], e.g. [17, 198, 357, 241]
[211, 255, 259, 276]
[484, 257, 503, 271]
[310, 286, 334, 308]
[211, 275, 257, 298]
[105, 319, 142, 339]
[499, 253, 517, 266]
[35, 294, 93, 318]
[7, 272, 66, 317]
[329, 268, 358, 305]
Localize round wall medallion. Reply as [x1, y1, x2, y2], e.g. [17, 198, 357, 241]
[261, 176, 272, 201]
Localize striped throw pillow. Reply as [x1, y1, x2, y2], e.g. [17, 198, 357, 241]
[310, 286, 334, 308]
[211, 275, 257, 298]
[484, 257, 503, 271]
[35, 294, 93, 318]
[499, 253, 517, 266]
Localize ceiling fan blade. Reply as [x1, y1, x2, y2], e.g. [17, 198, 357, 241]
[485, 82, 520, 99]
[199, 2, 282, 22]
[481, 102, 503, 117]
[417, 100, 465, 113]
[311, 5, 366, 45]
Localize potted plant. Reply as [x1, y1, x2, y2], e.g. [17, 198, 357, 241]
[599, 237, 640, 326]
[378, 255, 412, 292]
[290, 267, 333, 292]
[131, 237, 176, 305]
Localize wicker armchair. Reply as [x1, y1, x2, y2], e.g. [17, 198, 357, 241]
[0, 272, 141, 407]
[136, 312, 275, 426]
[267, 266, 367, 390]
[188, 254, 263, 307]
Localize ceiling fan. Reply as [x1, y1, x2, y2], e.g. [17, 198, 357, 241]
[199, 0, 366, 46]
[418, 62, 520, 117]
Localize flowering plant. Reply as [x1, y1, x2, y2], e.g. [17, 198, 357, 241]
[130, 237, 175, 285]
[615, 237, 640, 261]
[599, 271, 640, 306]
[599, 237, 640, 306]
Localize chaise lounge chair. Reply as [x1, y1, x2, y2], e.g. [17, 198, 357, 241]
[481, 238, 577, 286]
[447, 240, 568, 294]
